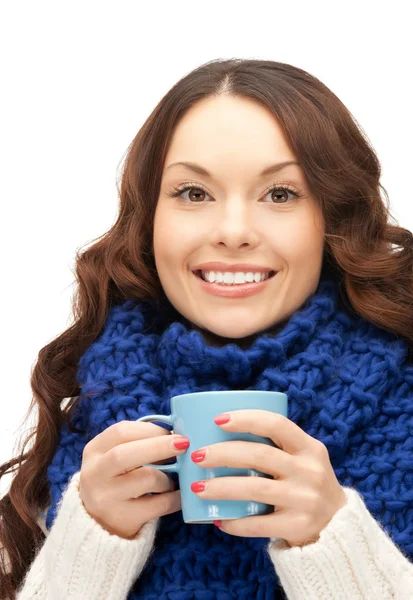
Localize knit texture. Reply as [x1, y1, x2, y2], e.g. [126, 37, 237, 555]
[20, 473, 413, 600]
[45, 277, 413, 599]
[268, 484, 413, 599]
[18, 471, 159, 600]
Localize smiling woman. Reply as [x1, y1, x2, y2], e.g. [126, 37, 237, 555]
[2, 58, 413, 600]
[154, 95, 325, 345]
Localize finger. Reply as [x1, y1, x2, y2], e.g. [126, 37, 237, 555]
[113, 466, 176, 499]
[214, 409, 318, 455]
[215, 511, 289, 539]
[191, 476, 288, 507]
[128, 489, 182, 521]
[191, 440, 294, 478]
[86, 420, 172, 456]
[103, 434, 189, 477]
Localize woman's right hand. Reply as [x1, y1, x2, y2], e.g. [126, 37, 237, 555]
[79, 420, 188, 539]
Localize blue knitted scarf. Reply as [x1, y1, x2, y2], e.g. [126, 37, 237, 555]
[45, 277, 413, 600]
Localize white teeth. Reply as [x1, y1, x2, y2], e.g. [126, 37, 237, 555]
[200, 271, 272, 285]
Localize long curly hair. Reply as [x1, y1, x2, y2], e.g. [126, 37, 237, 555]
[1, 58, 412, 598]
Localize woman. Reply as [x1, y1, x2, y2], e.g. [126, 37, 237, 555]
[1, 58, 413, 599]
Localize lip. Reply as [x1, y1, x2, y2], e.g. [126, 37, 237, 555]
[192, 270, 277, 298]
[191, 262, 274, 273]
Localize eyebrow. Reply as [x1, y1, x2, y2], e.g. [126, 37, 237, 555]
[163, 160, 301, 178]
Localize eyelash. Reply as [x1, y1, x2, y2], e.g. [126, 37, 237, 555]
[167, 181, 303, 204]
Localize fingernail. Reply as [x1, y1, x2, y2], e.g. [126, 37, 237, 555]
[213, 520, 222, 527]
[191, 449, 206, 463]
[172, 437, 190, 450]
[214, 413, 231, 425]
[191, 480, 206, 493]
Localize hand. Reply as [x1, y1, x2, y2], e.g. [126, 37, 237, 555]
[79, 420, 189, 539]
[189, 410, 347, 547]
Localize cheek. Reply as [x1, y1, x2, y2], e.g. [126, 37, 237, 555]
[153, 211, 197, 269]
[293, 230, 324, 261]
[153, 208, 173, 271]
[272, 211, 324, 264]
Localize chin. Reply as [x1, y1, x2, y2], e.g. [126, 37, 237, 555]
[200, 315, 287, 346]
[199, 325, 263, 348]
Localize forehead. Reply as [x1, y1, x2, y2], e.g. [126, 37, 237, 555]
[163, 96, 298, 175]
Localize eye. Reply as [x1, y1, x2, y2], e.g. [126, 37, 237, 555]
[167, 183, 303, 204]
[167, 184, 211, 203]
[263, 185, 302, 204]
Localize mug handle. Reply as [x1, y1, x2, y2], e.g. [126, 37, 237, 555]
[136, 414, 179, 473]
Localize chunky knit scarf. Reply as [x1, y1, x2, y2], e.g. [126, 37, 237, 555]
[45, 277, 413, 600]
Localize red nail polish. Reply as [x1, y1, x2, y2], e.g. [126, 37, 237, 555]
[173, 438, 190, 450]
[191, 480, 206, 493]
[214, 413, 231, 425]
[213, 520, 222, 527]
[191, 449, 206, 463]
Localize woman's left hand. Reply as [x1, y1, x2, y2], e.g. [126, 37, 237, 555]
[189, 409, 347, 547]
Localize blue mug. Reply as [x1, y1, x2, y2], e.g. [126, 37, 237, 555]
[136, 390, 288, 524]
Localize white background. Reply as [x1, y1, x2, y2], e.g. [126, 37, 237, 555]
[1, 1, 412, 496]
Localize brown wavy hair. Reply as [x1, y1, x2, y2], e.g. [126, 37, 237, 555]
[1, 57, 413, 598]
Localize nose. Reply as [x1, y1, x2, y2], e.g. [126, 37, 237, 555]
[210, 197, 260, 250]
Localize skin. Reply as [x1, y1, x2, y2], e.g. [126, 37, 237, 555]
[154, 94, 325, 349]
[152, 95, 347, 546]
[189, 410, 348, 546]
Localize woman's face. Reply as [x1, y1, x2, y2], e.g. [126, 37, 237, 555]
[153, 95, 325, 347]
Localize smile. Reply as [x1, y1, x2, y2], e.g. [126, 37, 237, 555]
[192, 270, 278, 299]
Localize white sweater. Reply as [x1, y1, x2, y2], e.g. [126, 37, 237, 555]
[15, 472, 413, 600]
